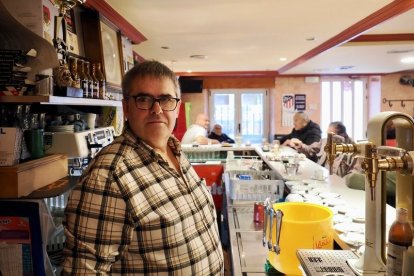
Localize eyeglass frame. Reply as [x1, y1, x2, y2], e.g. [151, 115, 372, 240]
[125, 93, 181, 111]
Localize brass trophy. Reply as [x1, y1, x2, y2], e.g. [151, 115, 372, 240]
[53, 0, 85, 88]
[325, 111, 414, 275]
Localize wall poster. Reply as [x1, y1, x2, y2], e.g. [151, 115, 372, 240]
[282, 94, 295, 127]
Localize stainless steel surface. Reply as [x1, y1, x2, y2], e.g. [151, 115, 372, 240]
[227, 203, 270, 275]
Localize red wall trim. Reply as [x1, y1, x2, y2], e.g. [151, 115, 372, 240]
[349, 33, 414, 42]
[277, 0, 414, 74]
[84, 0, 147, 44]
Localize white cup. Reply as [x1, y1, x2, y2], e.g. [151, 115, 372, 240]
[83, 113, 97, 130]
[235, 136, 242, 146]
[314, 169, 324, 180]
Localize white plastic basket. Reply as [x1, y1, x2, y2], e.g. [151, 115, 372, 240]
[226, 170, 284, 202]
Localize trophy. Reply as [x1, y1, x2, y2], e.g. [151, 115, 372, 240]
[52, 0, 85, 88]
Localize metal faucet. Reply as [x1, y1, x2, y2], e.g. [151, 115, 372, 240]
[325, 111, 414, 275]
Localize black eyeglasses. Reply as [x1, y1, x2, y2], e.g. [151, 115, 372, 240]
[126, 95, 180, 111]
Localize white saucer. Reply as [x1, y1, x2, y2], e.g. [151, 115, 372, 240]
[333, 214, 352, 224]
[339, 232, 365, 247]
[335, 222, 365, 234]
[319, 192, 340, 199]
[324, 197, 346, 207]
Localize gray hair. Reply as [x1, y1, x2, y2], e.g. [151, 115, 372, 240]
[294, 111, 310, 122]
[122, 60, 180, 98]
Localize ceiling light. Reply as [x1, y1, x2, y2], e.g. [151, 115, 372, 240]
[401, 57, 414, 64]
[187, 70, 192, 73]
[338, 66, 354, 70]
[306, 37, 316, 41]
[387, 50, 414, 54]
[190, 55, 207, 59]
[280, 57, 287, 61]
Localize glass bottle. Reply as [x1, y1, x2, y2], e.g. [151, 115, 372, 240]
[93, 62, 106, 100]
[387, 207, 413, 276]
[88, 61, 99, 99]
[84, 61, 94, 99]
[77, 59, 89, 98]
[68, 57, 81, 89]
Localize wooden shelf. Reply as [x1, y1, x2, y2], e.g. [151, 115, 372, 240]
[0, 95, 122, 107]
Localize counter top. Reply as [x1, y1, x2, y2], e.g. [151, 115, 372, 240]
[225, 146, 396, 275]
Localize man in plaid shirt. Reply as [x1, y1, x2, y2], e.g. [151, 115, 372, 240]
[62, 61, 224, 275]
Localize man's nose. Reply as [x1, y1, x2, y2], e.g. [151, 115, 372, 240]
[151, 100, 163, 114]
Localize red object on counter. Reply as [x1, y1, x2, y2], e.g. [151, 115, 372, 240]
[254, 202, 264, 223]
[192, 164, 224, 211]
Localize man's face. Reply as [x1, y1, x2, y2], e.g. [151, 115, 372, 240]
[293, 114, 307, 131]
[202, 117, 210, 129]
[327, 125, 336, 134]
[122, 76, 180, 149]
[213, 125, 222, 135]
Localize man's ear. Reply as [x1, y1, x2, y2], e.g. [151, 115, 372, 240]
[122, 99, 129, 121]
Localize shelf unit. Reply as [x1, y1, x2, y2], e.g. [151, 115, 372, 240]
[0, 95, 122, 107]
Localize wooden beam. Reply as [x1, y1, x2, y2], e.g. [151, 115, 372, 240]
[349, 33, 414, 42]
[83, 0, 147, 44]
[277, 0, 414, 74]
[176, 71, 279, 77]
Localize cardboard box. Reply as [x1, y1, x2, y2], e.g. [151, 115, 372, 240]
[0, 127, 23, 166]
[0, 154, 68, 198]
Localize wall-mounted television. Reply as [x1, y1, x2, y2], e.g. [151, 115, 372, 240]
[179, 77, 203, 93]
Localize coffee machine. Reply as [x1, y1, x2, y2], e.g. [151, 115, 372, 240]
[325, 111, 414, 275]
[44, 126, 115, 175]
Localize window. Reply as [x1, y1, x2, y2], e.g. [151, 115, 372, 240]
[321, 78, 367, 141]
[209, 89, 269, 144]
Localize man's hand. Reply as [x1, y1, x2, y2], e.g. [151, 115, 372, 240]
[288, 138, 303, 149]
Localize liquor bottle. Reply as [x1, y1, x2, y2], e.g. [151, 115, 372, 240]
[94, 62, 106, 100]
[77, 59, 89, 98]
[84, 61, 94, 99]
[387, 207, 413, 276]
[88, 61, 99, 99]
[68, 57, 81, 89]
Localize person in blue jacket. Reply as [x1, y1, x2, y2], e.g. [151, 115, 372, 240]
[208, 124, 235, 143]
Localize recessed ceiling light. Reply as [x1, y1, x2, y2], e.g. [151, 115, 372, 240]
[338, 65, 354, 70]
[280, 57, 287, 61]
[306, 37, 316, 41]
[187, 70, 192, 73]
[387, 50, 414, 54]
[401, 57, 414, 64]
[190, 55, 207, 59]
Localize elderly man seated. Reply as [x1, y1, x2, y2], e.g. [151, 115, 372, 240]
[181, 113, 220, 145]
[208, 124, 235, 144]
[280, 111, 322, 161]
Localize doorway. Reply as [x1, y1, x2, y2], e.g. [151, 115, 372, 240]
[209, 89, 269, 144]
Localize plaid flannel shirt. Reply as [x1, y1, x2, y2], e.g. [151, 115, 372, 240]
[62, 128, 224, 275]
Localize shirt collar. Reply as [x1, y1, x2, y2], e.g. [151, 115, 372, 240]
[123, 127, 182, 159]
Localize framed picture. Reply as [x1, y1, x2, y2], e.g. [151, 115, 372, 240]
[100, 20, 122, 87]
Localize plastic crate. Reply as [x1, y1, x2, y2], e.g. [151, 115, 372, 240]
[226, 170, 284, 202]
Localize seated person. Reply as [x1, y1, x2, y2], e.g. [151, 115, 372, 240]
[208, 124, 235, 144]
[291, 121, 355, 176]
[280, 111, 322, 161]
[181, 113, 220, 145]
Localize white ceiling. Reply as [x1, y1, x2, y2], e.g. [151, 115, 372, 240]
[105, 0, 414, 75]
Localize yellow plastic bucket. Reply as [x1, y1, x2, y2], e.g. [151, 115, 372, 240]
[267, 202, 334, 275]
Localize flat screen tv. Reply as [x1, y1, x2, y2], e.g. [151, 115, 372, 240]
[179, 77, 203, 93]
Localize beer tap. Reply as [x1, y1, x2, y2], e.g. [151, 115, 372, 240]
[324, 132, 360, 175]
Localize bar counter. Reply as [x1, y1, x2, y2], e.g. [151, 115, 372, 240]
[183, 144, 396, 275]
